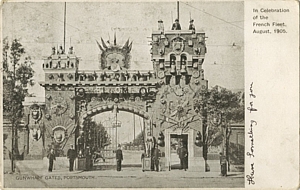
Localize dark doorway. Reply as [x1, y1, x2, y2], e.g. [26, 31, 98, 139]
[170, 134, 188, 169]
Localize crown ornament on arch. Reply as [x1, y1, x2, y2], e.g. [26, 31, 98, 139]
[96, 32, 132, 71]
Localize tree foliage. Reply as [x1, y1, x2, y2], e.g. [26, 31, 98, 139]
[3, 37, 35, 156]
[82, 118, 110, 151]
[3, 38, 35, 116]
[202, 85, 244, 123]
[132, 131, 144, 146]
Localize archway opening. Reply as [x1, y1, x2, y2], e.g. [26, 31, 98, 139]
[82, 111, 149, 170]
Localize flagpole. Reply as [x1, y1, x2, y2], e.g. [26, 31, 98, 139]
[177, 1, 179, 20]
[64, 2, 66, 51]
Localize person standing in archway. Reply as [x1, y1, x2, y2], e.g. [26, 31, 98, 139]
[116, 144, 123, 171]
[178, 144, 188, 171]
[67, 144, 77, 172]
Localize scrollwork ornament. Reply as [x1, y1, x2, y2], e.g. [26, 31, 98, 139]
[69, 94, 75, 100]
[77, 88, 85, 98]
[48, 74, 54, 80]
[158, 71, 165, 79]
[67, 73, 73, 80]
[46, 94, 52, 100]
[69, 113, 75, 120]
[160, 99, 166, 104]
[45, 114, 51, 120]
[192, 70, 200, 78]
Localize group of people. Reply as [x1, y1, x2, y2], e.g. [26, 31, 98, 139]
[47, 144, 226, 176]
[47, 145, 78, 172]
[158, 18, 195, 31]
[47, 143, 225, 175]
[47, 143, 186, 173]
[47, 144, 124, 172]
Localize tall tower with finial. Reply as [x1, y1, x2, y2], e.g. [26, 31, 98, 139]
[150, 13, 208, 170]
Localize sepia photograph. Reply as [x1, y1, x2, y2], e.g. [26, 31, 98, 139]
[2, 1, 245, 188]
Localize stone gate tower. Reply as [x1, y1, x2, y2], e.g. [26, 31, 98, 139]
[150, 28, 208, 170]
[40, 46, 79, 156]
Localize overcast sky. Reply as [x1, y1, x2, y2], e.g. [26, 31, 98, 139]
[3, 1, 244, 143]
[3, 1, 244, 95]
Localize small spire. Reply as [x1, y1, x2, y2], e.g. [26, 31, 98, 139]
[114, 32, 117, 45]
[96, 40, 104, 51]
[122, 39, 130, 49]
[128, 41, 133, 52]
[101, 38, 108, 48]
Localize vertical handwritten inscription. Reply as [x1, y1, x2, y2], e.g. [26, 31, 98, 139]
[247, 82, 257, 185]
[246, 163, 255, 185]
[246, 120, 257, 158]
[248, 82, 258, 113]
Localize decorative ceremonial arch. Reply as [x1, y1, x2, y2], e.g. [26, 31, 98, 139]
[23, 30, 230, 171]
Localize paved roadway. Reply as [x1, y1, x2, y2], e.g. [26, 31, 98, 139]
[3, 159, 244, 188]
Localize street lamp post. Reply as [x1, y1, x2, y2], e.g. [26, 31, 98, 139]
[11, 114, 14, 172]
[115, 110, 118, 150]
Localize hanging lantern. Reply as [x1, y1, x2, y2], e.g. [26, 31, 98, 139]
[159, 62, 164, 69]
[180, 65, 187, 74]
[170, 64, 176, 74]
[193, 62, 198, 69]
[195, 131, 203, 147]
[157, 132, 165, 147]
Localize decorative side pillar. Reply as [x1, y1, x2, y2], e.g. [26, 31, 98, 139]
[22, 97, 45, 159]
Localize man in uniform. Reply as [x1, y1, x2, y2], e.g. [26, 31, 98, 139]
[189, 19, 196, 32]
[219, 152, 227, 176]
[67, 144, 77, 171]
[47, 148, 56, 172]
[116, 144, 123, 171]
[172, 19, 181, 30]
[178, 144, 188, 171]
[152, 144, 160, 172]
[158, 19, 164, 32]
[76, 131, 84, 157]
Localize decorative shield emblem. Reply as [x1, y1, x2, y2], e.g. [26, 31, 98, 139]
[52, 126, 67, 144]
[174, 42, 181, 50]
[172, 40, 185, 54]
